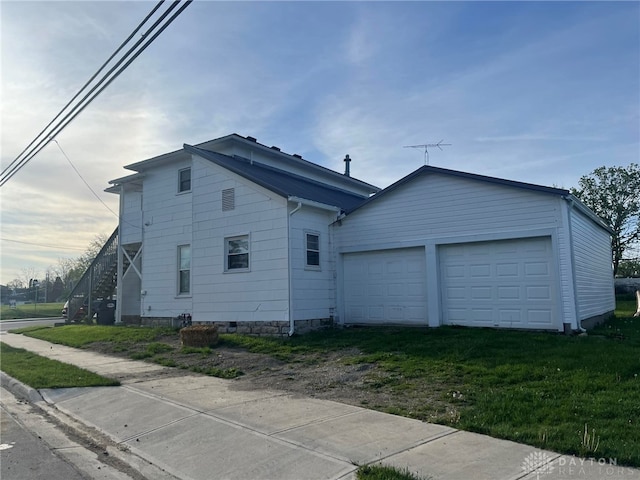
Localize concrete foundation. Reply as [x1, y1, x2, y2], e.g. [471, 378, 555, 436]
[119, 316, 335, 337]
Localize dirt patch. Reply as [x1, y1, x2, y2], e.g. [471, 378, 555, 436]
[82, 335, 459, 424]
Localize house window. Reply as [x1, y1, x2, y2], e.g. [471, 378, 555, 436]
[178, 245, 190, 294]
[178, 168, 191, 193]
[222, 188, 235, 211]
[306, 233, 320, 268]
[226, 235, 249, 271]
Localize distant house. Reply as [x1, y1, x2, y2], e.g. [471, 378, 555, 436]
[106, 133, 614, 334]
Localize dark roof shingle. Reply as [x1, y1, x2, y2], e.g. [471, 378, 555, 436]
[184, 144, 368, 212]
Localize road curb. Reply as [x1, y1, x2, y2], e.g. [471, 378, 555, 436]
[0, 371, 44, 403]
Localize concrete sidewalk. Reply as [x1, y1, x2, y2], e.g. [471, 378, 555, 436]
[1, 332, 636, 480]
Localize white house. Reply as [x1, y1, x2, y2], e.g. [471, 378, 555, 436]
[106, 133, 615, 334]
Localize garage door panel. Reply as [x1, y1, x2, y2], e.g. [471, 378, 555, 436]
[344, 248, 427, 325]
[441, 237, 557, 329]
[496, 263, 519, 277]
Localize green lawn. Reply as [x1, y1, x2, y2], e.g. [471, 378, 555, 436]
[0, 302, 64, 320]
[11, 297, 640, 466]
[0, 342, 119, 388]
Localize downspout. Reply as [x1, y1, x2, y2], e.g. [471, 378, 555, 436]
[565, 196, 585, 332]
[288, 202, 302, 336]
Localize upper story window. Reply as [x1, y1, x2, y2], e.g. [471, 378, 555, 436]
[305, 232, 320, 268]
[178, 168, 191, 193]
[178, 245, 191, 294]
[225, 235, 249, 271]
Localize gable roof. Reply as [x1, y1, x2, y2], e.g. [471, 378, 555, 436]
[184, 144, 369, 212]
[344, 164, 611, 233]
[345, 165, 569, 214]
[196, 133, 380, 195]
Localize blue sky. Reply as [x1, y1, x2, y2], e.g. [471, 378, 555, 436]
[1, 1, 638, 285]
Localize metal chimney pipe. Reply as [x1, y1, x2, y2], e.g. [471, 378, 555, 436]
[344, 154, 351, 177]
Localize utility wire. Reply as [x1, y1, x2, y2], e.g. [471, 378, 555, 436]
[53, 139, 142, 230]
[0, 0, 188, 186]
[52, 139, 120, 219]
[1, 238, 87, 252]
[0, 0, 192, 187]
[3, 0, 167, 178]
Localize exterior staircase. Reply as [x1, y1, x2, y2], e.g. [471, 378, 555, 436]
[67, 227, 128, 323]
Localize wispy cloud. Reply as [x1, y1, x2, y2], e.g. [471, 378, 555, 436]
[1, 1, 637, 283]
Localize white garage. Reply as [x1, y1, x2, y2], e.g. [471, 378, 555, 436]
[343, 248, 427, 324]
[439, 236, 557, 329]
[333, 165, 615, 331]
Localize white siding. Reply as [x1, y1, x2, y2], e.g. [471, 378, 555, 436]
[120, 187, 142, 245]
[290, 207, 337, 321]
[335, 174, 564, 249]
[571, 208, 615, 321]
[334, 173, 567, 328]
[140, 160, 193, 318]
[191, 156, 290, 323]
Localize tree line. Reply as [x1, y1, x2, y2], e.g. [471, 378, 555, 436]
[5, 233, 109, 302]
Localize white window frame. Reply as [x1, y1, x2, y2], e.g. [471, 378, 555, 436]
[304, 231, 321, 270]
[224, 234, 250, 272]
[178, 167, 191, 193]
[177, 244, 191, 295]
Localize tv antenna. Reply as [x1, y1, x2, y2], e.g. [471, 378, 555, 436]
[404, 140, 451, 165]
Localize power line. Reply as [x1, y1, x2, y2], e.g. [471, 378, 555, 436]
[53, 139, 142, 230]
[0, 0, 192, 187]
[3, 0, 168, 178]
[1, 238, 87, 252]
[52, 139, 120, 219]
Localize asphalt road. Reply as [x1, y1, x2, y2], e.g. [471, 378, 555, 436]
[1, 402, 87, 480]
[0, 317, 63, 333]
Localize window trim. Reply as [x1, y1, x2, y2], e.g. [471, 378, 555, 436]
[304, 231, 321, 270]
[178, 167, 191, 194]
[224, 234, 250, 273]
[177, 244, 191, 295]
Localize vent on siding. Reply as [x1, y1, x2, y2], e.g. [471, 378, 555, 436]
[222, 188, 235, 211]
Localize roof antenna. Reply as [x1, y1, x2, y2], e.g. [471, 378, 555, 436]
[404, 140, 451, 165]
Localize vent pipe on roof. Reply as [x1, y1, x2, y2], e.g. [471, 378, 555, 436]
[344, 154, 351, 177]
[246, 136, 257, 142]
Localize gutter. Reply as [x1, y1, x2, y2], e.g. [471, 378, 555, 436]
[288, 201, 303, 336]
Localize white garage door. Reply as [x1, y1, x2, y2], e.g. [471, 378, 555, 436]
[343, 248, 427, 325]
[440, 237, 557, 329]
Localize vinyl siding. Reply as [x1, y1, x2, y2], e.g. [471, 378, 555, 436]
[140, 160, 193, 318]
[290, 207, 337, 321]
[120, 188, 142, 245]
[334, 174, 564, 249]
[191, 156, 290, 323]
[571, 208, 615, 320]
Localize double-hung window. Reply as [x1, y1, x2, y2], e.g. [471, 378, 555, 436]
[305, 232, 320, 268]
[178, 168, 191, 193]
[178, 245, 191, 294]
[225, 235, 249, 271]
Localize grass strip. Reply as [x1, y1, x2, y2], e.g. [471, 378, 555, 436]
[0, 342, 119, 389]
[1, 302, 64, 320]
[11, 324, 175, 347]
[356, 464, 430, 480]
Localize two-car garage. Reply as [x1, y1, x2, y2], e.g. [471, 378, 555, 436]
[342, 236, 558, 330]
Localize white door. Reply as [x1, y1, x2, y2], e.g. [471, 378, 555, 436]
[440, 237, 557, 329]
[343, 248, 427, 324]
